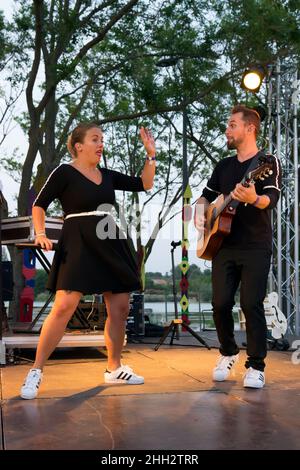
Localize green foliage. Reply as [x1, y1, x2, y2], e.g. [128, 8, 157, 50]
[146, 264, 213, 301]
[2, 0, 300, 260]
[34, 269, 48, 297]
[0, 149, 24, 183]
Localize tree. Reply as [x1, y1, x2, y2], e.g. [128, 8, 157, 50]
[0, 9, 25, 151]
[1, 0, 300, 318]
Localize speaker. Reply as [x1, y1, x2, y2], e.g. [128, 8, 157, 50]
[127, 293, 145, 337]
[67, 300, 106, 330]
[2, 261, 13, 301]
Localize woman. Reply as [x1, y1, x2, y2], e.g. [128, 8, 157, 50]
[21, 122, 156, 399]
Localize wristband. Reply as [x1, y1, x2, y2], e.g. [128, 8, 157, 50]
[146, 155, 156, 165]
[36, 231, 46, 237]
[252, 196, 260, 207]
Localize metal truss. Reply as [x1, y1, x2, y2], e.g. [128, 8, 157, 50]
[267, 58, 299, 335]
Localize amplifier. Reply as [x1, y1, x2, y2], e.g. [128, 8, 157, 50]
[1, 216, 63, 245]
[127, 293, 145, 337]
[67, 301, 106, 330]
[67, 294, 145, 336]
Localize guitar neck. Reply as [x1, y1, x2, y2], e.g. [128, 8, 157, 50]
[215, 175, 250, 218]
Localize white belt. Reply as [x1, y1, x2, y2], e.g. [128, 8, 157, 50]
[65, 211, 111, 220]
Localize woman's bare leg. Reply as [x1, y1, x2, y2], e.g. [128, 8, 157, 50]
[103, 292, 130, 371]
[33, 290, 82, 370]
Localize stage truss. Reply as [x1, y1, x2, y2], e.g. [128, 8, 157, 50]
[267, 58, 299, 335]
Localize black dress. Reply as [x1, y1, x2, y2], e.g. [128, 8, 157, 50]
[33, 164, 145, 294]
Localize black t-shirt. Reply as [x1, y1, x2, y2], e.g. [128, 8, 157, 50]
[33, 164, 145, 215]
[201, 153, 281, 251]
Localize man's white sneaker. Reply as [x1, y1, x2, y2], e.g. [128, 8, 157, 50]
[212, 354, 239, 381]
[104, 365, 144, 385]
[243, 367, 265, 388]
[20, 368, 43, 399]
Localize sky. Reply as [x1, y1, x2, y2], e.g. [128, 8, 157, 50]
[0, 0, 211, 274]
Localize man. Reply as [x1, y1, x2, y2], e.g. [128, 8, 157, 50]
[195, 104, 281, 388]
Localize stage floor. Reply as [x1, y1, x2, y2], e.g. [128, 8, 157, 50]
[0, 338, 299, 450]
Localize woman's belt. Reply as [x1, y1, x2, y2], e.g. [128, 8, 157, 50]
[65, 211, 111, 220]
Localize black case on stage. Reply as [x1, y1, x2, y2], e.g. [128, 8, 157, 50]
[1, 216, 63, 245]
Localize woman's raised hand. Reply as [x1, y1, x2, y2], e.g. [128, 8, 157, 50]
[140, 127, 156, 157]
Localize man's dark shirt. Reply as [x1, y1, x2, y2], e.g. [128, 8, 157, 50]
[201, 153, 281, 252]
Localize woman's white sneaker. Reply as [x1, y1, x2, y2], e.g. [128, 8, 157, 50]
[213, 354, 239, 381]
[104, 364, 144, 385]
[20, 368, 43, 399]
[243, 367, 265, 388]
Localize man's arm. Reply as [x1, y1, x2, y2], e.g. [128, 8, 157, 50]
[194, 196, 210, 232]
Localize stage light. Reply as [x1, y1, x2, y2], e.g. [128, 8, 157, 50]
[241, 65, 266, 93]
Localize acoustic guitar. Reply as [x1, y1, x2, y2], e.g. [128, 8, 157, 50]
[196, 158, 274, 260]
[265, 291, 288, 339]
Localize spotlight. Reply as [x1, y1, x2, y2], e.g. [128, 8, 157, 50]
[241, 65, 266, 93]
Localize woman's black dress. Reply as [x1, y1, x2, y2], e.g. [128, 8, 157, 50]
[33, 164, 145, 295]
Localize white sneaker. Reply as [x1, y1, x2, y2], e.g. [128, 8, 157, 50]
[212, 354, 239, 381]
[243, 367, 265, 389]
[20, 368, 43, 399]
[104, 364, 144, 385]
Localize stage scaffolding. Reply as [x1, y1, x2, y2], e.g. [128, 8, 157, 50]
[267, 58, 299, 335]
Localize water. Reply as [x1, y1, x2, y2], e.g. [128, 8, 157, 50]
[30, 301, 241, 331]
[144, 301, 241, 331]
[145, 301, 212, 314]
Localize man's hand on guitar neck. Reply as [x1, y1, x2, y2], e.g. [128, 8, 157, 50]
[231, 182, 257, 204]
[231, 183, 271, 209]
[194, 197, 209, 233]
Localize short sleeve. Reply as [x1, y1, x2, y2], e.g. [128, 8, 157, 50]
[108, 169, 146, 192]
[201, 165, 221, 202]
[33, 164, 67, 211]
[261, 156, 282, 209]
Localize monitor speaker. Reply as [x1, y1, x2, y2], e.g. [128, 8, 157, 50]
[67, 300, 106, 330]
[127, 293, 145, 337]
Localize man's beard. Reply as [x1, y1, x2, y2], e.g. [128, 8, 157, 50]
[227, 139, 236, 150]
[227, 137, 242, 150]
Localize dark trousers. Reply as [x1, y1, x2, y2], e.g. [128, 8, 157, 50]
[212, 248, 271, 371]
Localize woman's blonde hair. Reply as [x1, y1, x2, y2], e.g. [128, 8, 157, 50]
[67, 122, 102, 158]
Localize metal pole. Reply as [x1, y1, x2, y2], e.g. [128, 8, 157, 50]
[171, 247, 179, 320]
[182, 107, 188, 197]
[267, 68, 275, 293]
[276, 58, 282, 310]
[293, 71, 299, 335]
[285, 103, 291, 322]
[180, 56, 191, 329]
[171, 244, 179, 340]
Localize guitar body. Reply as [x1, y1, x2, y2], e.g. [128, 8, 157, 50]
[197, 194, 236, 260]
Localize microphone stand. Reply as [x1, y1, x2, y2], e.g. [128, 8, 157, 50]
[171, 240, 181, 340]
[154, 240, 211, 351]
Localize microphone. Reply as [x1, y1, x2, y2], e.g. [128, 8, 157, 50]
[171, 240, 181, 248]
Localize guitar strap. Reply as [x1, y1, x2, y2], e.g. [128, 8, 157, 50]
[228, 149, 267, 210]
